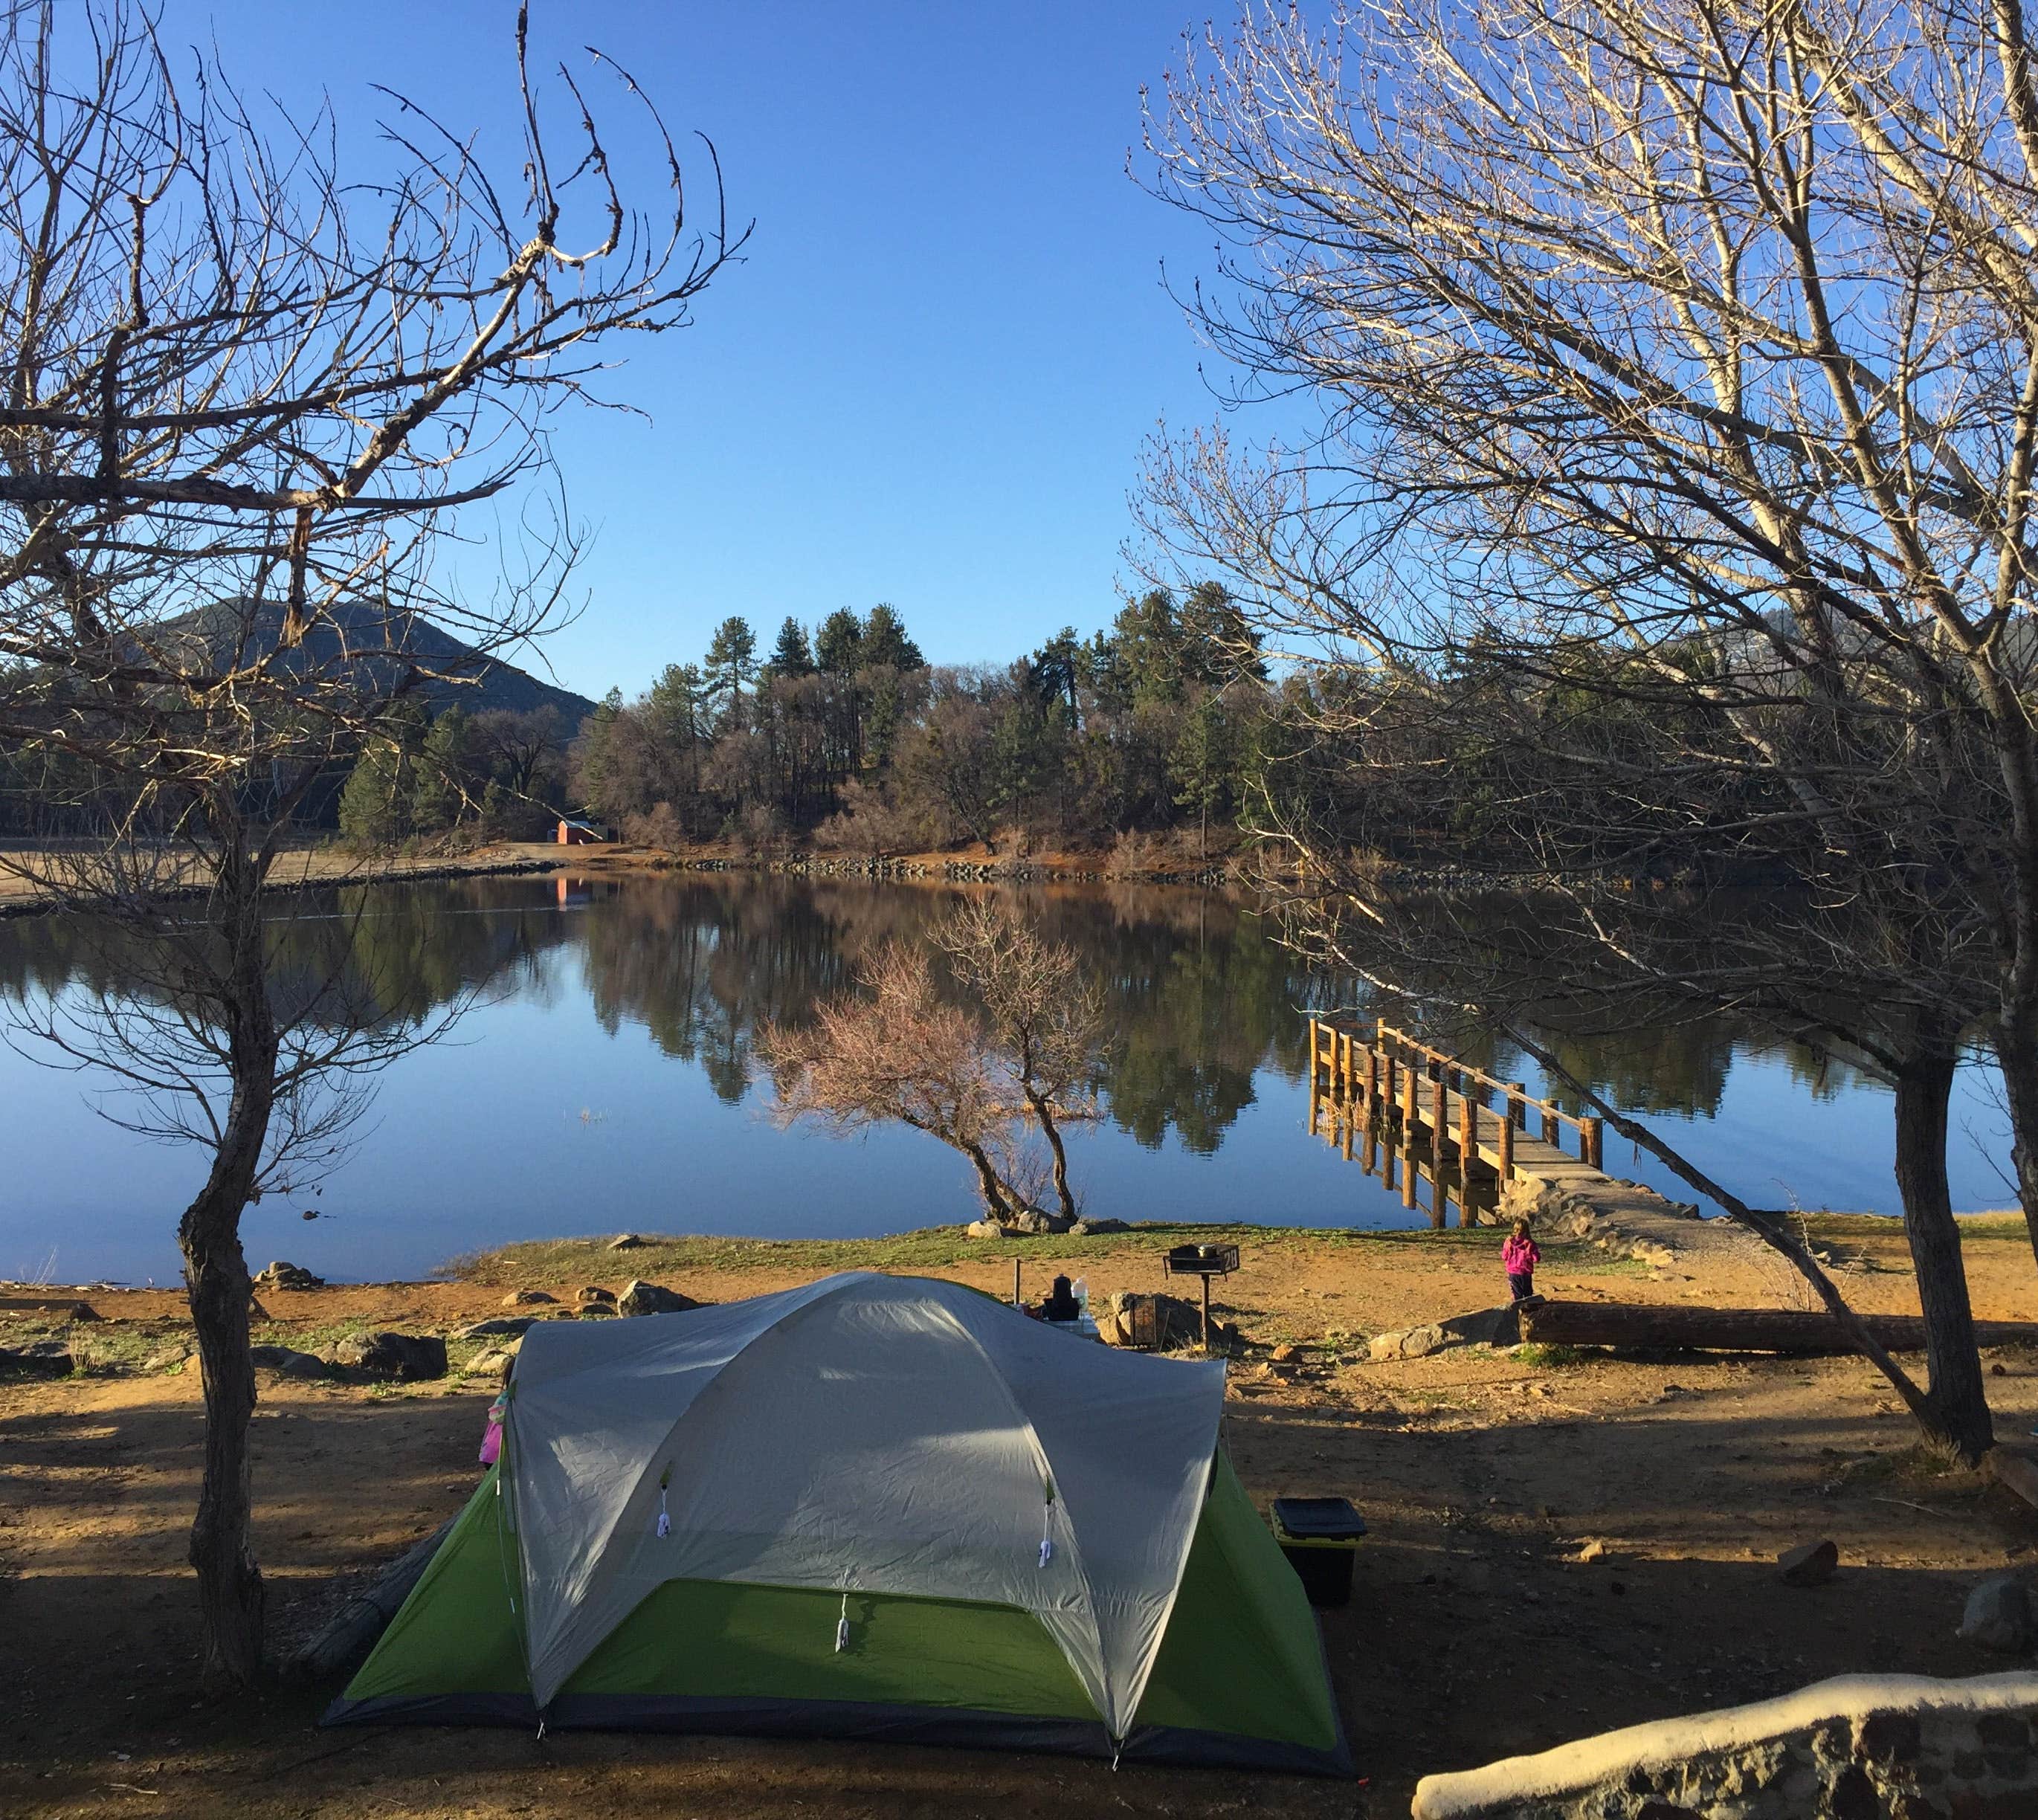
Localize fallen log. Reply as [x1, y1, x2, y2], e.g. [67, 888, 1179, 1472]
[1520, 1300, 2038, 1357]
[281, 1514, 457, 1684]
[1985, 1447, 2038, 1514]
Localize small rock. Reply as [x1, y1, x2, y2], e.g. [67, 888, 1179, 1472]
[465, 1343, 521, 1378]
[1991, 1362, 2008, 1377]
[1397, 1323, 1447, 1360]
[608, 1234, 645, 1251]
[1270, 1343, 1305, 1364]
[1068, 1218, 1129, 1236]
[965, 1219, 1006, 1240]
[575, 1285, 617, 1307]
[329, 1332, 447, 1382]
[143, 1343, 194, 1373]
[1779, 1538, 1839, 1587]
[1368, 1330, 1407, 1362]
[1576, 1538, 1608, 1564]
[616, 1280, 700, 1318]
[0, 1340, 74, 1378]
[1959, 1573, 2034, 1652]
[453, 1316, 542, 1340]
[500, 1291, 555, 1308]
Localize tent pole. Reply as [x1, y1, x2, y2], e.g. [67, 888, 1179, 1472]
[1201, 1276, 1212, 1354]
[1013, 1256, 1022, 1310]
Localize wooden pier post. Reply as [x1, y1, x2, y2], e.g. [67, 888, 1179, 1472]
[1497, 1104, 1515, 1188]
[1583, 1116, 1605, 1170]
[1341, 1031, 1355, 1100]
[1459, 1090, 1476, 1172]
[1401, 1127, 1418, 1208]
[1431, 1067, 1448, 1157]
[1542, 1107, 1561, 1146]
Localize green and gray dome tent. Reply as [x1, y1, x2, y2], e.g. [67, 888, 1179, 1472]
[324, 1271, 1349, 1775]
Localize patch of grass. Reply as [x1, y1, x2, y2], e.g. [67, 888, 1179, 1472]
[448, 1220, 1497, 1285]
[1799, 1210, 2024, 1242]
[1511, 1342, 1590, 1369]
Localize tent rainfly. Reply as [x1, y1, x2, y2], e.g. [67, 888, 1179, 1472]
[325, 1271, 1350, 1775]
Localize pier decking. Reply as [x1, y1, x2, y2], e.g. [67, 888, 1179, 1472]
[1306, 1018, 1610, 1227]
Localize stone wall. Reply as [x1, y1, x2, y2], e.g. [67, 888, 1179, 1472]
[1410, 1672, 2038, 1820]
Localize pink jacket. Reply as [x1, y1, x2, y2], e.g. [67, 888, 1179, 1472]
[1502, 1235, 1541, 1276]
[478, 1395, 506, 1467]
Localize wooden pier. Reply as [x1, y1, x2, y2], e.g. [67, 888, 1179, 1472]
[1306, 1018, 1609, 1227]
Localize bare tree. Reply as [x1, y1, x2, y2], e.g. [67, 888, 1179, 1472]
[758, 940, 1036, 1219]
[933, 898, 1102, 1222]
[0, 0, 738, 1679]
[1134, 0, 2038, 1462]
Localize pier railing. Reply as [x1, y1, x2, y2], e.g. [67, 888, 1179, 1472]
[1306, 1016, 1604, 1178]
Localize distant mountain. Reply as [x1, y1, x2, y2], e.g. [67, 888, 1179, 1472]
[155, 597, 599, 729]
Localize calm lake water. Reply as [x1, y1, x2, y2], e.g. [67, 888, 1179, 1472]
[0, 873, 2013, 1285]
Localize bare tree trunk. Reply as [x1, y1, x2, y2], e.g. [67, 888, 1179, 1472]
[959, 1138, 1017, 1219]
[1996, 1008, 2038, 1274]
[1025, 1088, 1077, 1222]
[177, 860, 279, 1688]
[1893, 1048, 1996, 1464]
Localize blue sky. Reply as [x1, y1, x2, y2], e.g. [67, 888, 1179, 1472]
[164, 1, 1234, 701]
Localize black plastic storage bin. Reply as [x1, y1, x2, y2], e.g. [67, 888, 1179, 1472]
[1271, 1497, 1367, 1607]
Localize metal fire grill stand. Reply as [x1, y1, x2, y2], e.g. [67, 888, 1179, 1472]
[1163, 1242, 1240, 1353]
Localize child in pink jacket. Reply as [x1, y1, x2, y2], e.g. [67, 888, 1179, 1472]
[1503, 1219, 1541, 1304]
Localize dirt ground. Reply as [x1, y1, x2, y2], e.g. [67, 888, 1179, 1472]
[2, 1218, 2035, 1820]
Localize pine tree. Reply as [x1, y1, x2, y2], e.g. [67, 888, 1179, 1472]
[860, 602, 924, 672]
[1170, 690, 1232, 860]
[409, 708, 468, 833]
[338, 700, 428, 845]
[765, 616, 814, 679]
[815, 607, 864, 675]
[703, 617, 758, 720]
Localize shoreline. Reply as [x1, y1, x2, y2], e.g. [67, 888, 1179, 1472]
[7, 1208, 2026, 1297]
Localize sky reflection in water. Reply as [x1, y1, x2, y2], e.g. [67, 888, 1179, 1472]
[0, 874, 2012, 1283]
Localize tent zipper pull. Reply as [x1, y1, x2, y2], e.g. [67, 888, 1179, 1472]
[834, 1590, 850, 1653]
[1038, 1497, 1054, 1569]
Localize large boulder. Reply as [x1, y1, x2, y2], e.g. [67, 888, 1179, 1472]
[1068, 1218, 1129, 1236]
[329, 1332, 448, 1382]
[1098, 1290, 1235, 1352]
[1007, 1210, 1074, 1235]
[1779, 1539, 1839, 1587]
[617, 1280, 700, 1318]
[453, 1316, 544, 1340]
[254, 1261, 324, 1291]
[0, 1340, 74, 1378]
[1960, 1575, 2034, 1653]
[465, 1343, 521, 1378]
[250, 1343, 335, 1380]
[1369, 1304, 1522, 1361]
